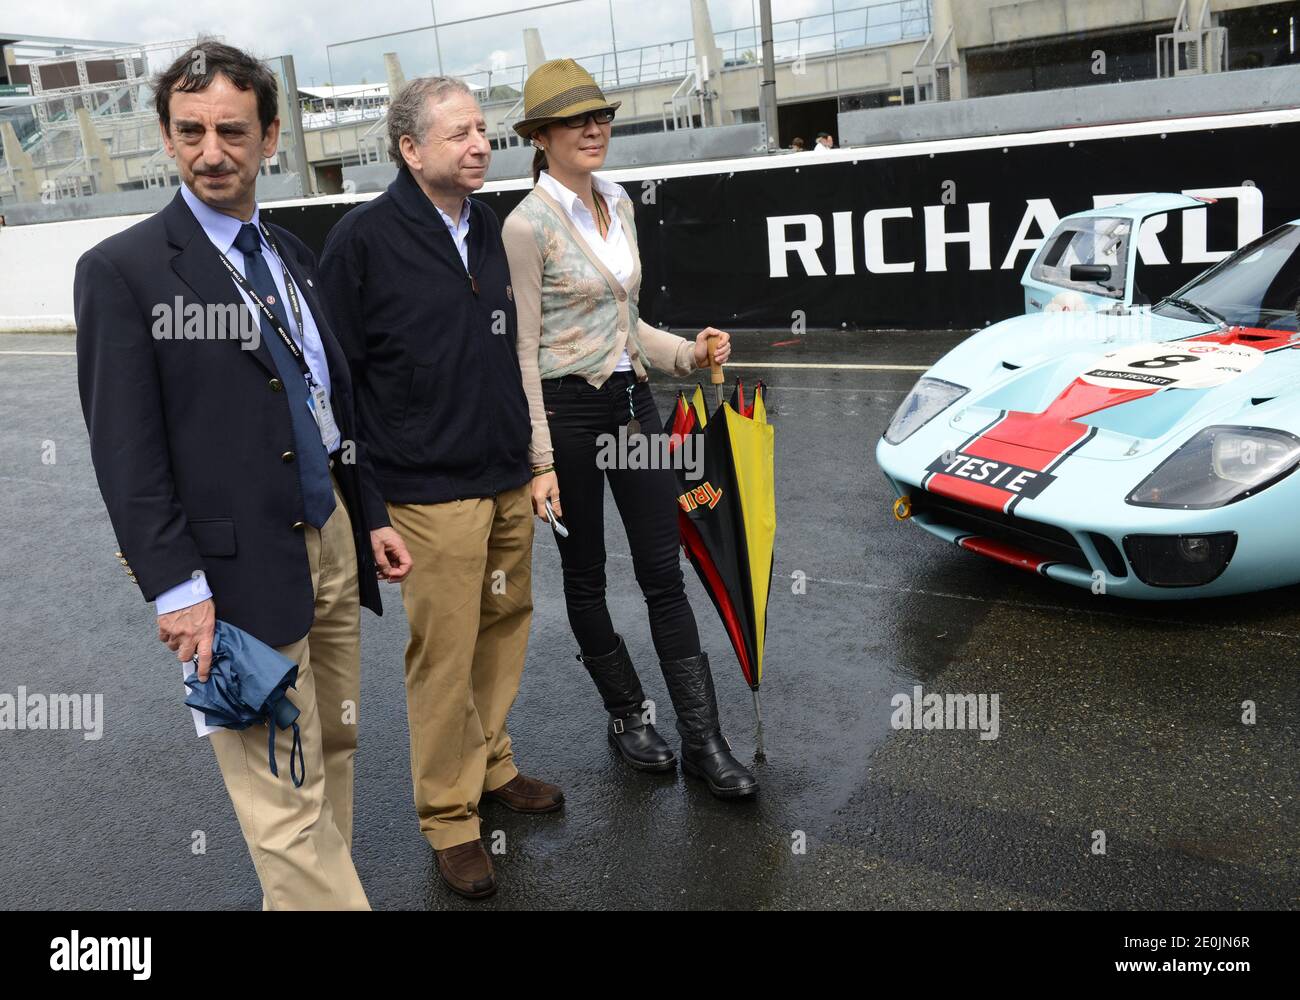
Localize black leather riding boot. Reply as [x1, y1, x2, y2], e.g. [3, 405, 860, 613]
[577, 635, 675, 771]
[660, 651, 758, 798]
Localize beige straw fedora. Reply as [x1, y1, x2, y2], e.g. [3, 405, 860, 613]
[513, 58, 621, 138]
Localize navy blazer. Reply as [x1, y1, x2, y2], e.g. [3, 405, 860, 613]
[74, 188, 384, 647]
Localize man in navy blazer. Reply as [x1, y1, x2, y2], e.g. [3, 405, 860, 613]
[73, 40, 410, 910]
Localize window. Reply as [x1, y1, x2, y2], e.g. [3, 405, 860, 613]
[1031, 217, 1130, 299]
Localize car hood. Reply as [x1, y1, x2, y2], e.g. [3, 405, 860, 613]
[930, 312, 1300, 461]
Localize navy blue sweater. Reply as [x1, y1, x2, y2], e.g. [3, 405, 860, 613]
[319, 167, 531, 504]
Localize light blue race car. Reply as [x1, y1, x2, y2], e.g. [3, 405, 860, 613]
[876, 195, 1300, 598]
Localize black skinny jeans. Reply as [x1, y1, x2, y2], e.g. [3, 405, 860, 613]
[542, 370, 701, 663]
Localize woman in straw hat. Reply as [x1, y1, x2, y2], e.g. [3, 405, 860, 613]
[502, 59, 757, 799]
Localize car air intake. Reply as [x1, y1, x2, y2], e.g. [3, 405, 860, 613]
[1086, 533, 1128, 578]
[911, 489, 1090, 571]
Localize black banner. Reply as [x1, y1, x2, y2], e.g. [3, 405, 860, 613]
[266, 120, 1300, 332]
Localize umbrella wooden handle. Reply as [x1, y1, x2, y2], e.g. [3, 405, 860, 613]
[707, 332, 725, 386]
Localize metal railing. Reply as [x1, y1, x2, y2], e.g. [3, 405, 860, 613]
[1157, 0, 1228, 78]
[496, 93, 528, 149]
[317, 0, 933, 130]
[900, 23, 956, 103]
[663, 69, 704, 132]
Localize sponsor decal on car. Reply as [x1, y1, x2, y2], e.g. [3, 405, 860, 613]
[1081, 341, 1263, 391]
[924, 451, 1056, 499]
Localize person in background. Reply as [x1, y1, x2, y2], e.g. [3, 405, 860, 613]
[790, 136, 806, 151]
[502, 59, 758, 800]
[318, 75, 563, 901]
[812, 131, 835, 152]
[74, 40, 411, 910]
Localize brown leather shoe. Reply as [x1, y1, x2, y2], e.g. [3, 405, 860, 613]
[482, 773, 565, 814]
[434, 840, 496, 899]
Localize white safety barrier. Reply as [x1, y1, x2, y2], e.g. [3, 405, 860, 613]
[0, 214, 149, 333]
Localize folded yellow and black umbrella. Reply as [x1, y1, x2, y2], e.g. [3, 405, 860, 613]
[666, 379, 776, 758]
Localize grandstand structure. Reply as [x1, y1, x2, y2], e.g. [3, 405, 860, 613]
[0, 34, 305, 215]
[2, 0, 1297, 220]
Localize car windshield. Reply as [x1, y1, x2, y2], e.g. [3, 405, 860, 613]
[1154, 223, 1300, 332]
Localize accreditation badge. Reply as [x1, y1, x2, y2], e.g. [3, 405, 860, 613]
[308, 382, 340, 446]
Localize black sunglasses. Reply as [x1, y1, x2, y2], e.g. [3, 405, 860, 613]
[557, 108, 616, 129]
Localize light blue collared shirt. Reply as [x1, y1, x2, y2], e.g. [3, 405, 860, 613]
[157, 185, 339, 616]
[435, 198, 471, 271]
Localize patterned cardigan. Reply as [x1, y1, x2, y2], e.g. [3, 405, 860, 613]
[502, 183, 698, 467]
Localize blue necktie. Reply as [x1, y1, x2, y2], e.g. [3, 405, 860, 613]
[234, 224, 335, 528]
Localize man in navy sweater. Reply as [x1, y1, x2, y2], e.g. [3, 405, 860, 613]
[319, 76, 562, 900]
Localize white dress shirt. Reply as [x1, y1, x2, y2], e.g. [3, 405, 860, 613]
[536, 170, 634, 371]
[434, 197, 471, 271]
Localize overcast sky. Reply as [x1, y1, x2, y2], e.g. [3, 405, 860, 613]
[7, 0, 896, 86]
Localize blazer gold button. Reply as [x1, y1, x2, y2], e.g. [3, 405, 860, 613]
[114, 550, 123, 558]
[269, 378, 283, 392]
[281, 451, 295, 463]
[291, 521, 306, 531]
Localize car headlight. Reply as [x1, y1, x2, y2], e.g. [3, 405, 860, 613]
[1123, 533, 1238, 587]
[1127, 426, 1300, 509]
[883, 378, 968, 445]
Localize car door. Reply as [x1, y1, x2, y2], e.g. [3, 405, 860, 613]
[1022, 194, 1210, 314]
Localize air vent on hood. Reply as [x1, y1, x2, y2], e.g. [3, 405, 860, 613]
[1251, 397, 1276, 406]
[1001, 361, 1021, 370]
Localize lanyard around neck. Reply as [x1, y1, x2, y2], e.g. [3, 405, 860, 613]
[215, 221, 313, 383]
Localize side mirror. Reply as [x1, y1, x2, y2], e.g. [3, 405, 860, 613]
[1071, 264, 1112, 283]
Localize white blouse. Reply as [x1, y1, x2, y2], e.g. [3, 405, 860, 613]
[536, 169, 634, 371]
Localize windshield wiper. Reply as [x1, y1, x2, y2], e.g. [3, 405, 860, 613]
[1163, 296, 1228, 328]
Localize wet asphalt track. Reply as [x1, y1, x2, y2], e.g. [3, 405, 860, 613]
[0, 328, 1295, 910]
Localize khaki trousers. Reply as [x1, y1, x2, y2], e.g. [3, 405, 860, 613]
[387, 483, 534, 851]
[210, 476, 369, 910]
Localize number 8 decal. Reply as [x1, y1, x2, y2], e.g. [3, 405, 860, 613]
[1082, 342, 1264, 390]
[1129, 354, 1201, 369]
